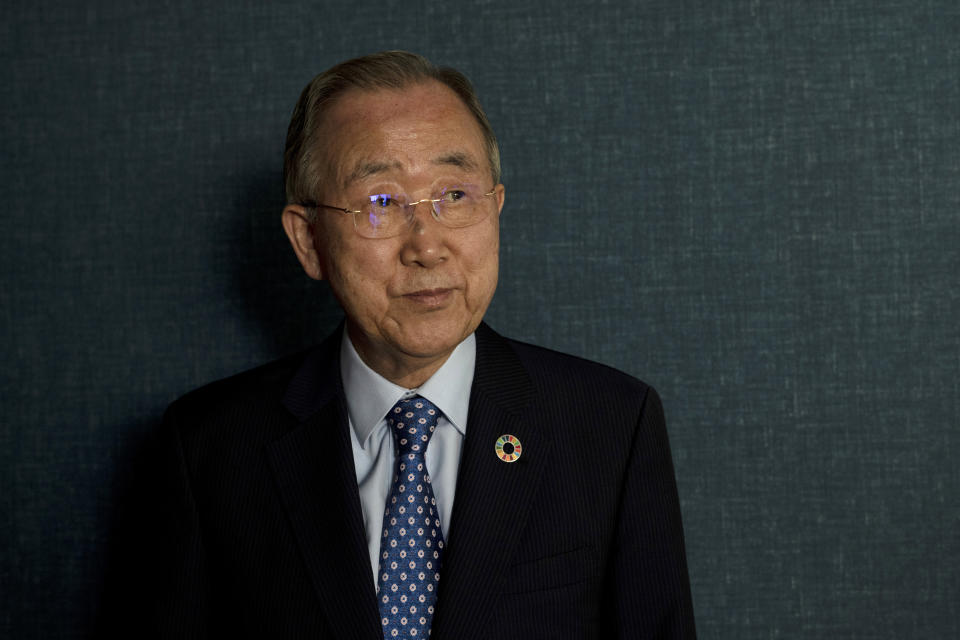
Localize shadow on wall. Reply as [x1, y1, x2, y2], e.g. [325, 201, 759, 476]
[228, 167, 344, 357]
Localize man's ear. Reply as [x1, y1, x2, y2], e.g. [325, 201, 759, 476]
[494, 183, 506, 218]
[281, 205, 325, 281]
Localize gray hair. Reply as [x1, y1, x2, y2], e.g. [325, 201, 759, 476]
[283, 50, 501, 205]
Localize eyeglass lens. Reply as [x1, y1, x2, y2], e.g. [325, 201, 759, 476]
[355, 184, 492, 238]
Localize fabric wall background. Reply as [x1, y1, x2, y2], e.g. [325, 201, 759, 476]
[2, 1, 957, 637]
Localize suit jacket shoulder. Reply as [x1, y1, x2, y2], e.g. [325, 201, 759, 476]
[166, 349, 307, 423]
[504, 332, 653, 399]
[473, 323, 658, 444]
[163, 329, 343, 460]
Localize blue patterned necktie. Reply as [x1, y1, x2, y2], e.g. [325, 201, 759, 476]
[377, 396, 445, 639]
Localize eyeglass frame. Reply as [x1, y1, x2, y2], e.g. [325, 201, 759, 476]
[301, 185, 499, 238]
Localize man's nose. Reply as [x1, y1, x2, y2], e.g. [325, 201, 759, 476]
[400, 201, 447, 267]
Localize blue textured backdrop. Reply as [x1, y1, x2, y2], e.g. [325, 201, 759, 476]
[2, 1, 958, 637]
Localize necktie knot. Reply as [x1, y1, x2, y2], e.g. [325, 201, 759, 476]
[386, 396, 440, 457]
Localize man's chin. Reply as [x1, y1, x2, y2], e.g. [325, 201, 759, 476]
[392, 334, 462, 361]
[348, 313, 480, 378]
[389, 321, 476, 361]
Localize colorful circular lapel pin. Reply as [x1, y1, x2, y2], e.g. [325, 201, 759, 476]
[495, 434, 522, 462]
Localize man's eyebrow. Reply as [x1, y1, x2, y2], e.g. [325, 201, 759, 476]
[342, 161, 397, 188]
[432, 152, 479, 172]
[342, 153, 480, 188]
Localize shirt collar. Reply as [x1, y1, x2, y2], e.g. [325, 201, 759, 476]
[340, 328, 476, 447]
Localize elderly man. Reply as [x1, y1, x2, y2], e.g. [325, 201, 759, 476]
[141, 51, 695, 639]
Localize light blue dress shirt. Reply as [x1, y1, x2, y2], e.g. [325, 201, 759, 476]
[339, 330, 475, 586]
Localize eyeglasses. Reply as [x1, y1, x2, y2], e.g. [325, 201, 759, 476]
[305, 184, 497, 239]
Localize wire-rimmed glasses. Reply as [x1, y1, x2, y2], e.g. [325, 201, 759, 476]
[304, 183, 497, 239]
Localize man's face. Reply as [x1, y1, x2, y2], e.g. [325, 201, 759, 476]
[289, 80, 504, 380]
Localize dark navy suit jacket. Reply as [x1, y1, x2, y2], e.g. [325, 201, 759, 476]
[116, 323, 695, 639]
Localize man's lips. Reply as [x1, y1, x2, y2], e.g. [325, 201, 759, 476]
[402, 288, 454, 306]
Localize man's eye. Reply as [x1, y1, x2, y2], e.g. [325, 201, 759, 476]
[439, 189, 467, 203]
[370, 194, 397, 208]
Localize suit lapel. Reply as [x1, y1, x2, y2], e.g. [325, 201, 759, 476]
[267, 331, 381, 640]
[432, 323, 553, 638]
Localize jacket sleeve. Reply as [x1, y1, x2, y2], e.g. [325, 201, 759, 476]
[147, 403, 211, 637]
[603, 386, 697, 638]
[102, 403, 211, 639]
